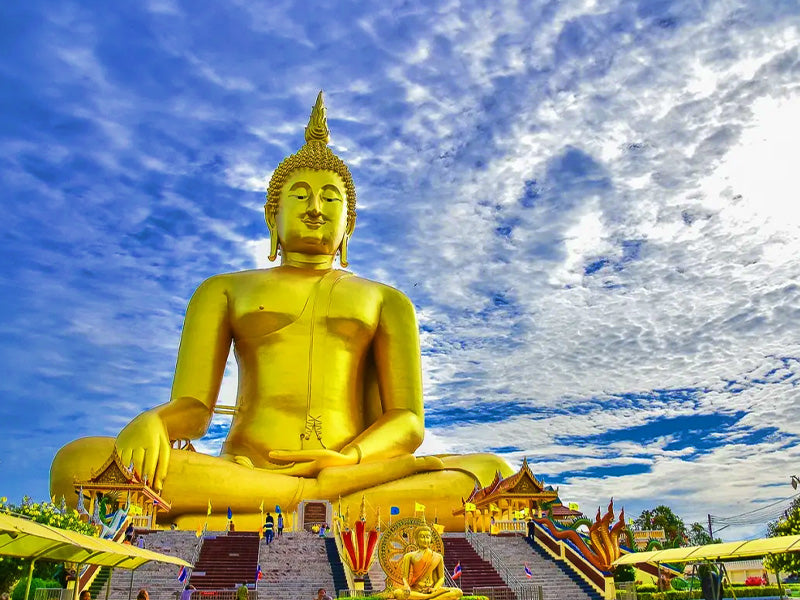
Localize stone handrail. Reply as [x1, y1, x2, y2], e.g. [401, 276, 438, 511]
[331, 518, 357, 592]
[129, 515, 152, 529]
[465, 530, 535, 598]
[493, 520, 526, 534]
[529, 520, 613, 599]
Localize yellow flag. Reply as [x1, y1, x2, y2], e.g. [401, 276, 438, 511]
[568, 502, 580, 511]
[432, 523, 445, 534]
[464, 502, 476, 512]
[259, 499, 264, 514]
[414, 502, 425, 512]
[195, 524, 203, 538]
[207, 499, 212, 516]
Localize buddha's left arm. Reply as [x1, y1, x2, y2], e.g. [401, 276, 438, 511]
[433, 560, 445, 589]
[340, 287, 424, 462]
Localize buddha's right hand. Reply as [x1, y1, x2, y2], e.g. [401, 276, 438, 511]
[115, 411, 170, 492]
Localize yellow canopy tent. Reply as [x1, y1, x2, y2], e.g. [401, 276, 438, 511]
[612, 534, 800, 596]
[612, 534, 800, 565]
[0, 512, 191, 600]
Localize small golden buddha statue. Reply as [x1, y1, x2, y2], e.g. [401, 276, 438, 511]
[50, 92, 512, 528]
[394, 526, 462, 600]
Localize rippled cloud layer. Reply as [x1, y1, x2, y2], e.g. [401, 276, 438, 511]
[1, 0, 799, 538]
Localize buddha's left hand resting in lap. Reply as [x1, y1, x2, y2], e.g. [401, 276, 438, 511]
[50, 92, 511, 526]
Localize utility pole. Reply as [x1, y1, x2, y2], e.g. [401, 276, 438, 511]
[707, 514, 713, 539]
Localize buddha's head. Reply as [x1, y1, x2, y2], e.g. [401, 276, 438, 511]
[413, 525, 433, 550]
[266, 91, 356, 266]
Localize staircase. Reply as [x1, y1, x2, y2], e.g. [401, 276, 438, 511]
[256, 531, 338, 599]
[88, 567, 111, 600]
[102, 530, 200, 600]
[442, 536, 513, 596]
[323, 538, 348, 593]
[479, 534, 603, 600]
[365, 554, 386, 592]
[191, 531, 260, 590]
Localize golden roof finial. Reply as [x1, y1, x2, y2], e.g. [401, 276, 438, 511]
[304, 90, 330, 145]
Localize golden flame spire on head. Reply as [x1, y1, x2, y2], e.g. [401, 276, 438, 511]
[359, 494, 367, 522]
[304, 91, 330, 145]
[266, 90, 357, 257]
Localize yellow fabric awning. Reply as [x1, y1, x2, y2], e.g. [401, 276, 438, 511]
[612, 534, 800, 566]
[0, 512, 191, 569]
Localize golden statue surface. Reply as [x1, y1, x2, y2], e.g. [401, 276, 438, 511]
[50, 92, 511, 528]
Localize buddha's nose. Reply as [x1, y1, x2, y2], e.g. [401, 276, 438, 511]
[306, 191, 322, 216]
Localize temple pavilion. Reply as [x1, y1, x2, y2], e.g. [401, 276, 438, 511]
[452, 458, 582, 533]
[73, 452, 171, 529]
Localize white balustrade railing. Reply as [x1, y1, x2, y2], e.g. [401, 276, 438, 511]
[465, 531, 543, 600]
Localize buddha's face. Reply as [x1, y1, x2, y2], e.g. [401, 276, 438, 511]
[415, 528, 432, 549]
[274, 168, 349, 256]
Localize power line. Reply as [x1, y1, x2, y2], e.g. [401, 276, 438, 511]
[710, 492, 800, 526]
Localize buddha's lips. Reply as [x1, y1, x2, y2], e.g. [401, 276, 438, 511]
[302, 218, 326, 228]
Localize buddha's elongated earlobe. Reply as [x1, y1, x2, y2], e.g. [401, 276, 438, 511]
[339, 234, 349, 268]
[265, 205, 279, 262]
[269, 232, 279, 262]
[340, 213, 355, 268]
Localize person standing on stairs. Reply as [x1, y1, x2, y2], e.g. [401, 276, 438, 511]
[263, 512, 275, 544]
[277, 512, 284, 536]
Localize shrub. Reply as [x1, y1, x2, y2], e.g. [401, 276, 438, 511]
[636, 586, 787, 600]
[11, 578, 59, 600]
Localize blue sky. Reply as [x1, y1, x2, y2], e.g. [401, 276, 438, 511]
[1, 0, 799, 539]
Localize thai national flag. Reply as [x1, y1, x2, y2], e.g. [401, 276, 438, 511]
[177, 566, 188, 583]
[452, 562, 462, 580]
[524, 564, 533, 578]
[255, 564, 263, 581]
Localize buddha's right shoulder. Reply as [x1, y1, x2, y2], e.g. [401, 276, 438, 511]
[191, 269, 275, 295]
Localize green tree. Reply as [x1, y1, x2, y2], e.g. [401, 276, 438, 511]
[687, 522, 721, 546]
[634, 505, 687, 545]
[0, 496, 99, 594]
[764, 496, 800, 575]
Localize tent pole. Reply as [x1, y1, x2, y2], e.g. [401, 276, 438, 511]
[73, 563, 83, 600]
[105, 569, 113, 600]
[24, 558, 37, 600]
[127, 566, 138, 600]
[770, 555, 783, 599]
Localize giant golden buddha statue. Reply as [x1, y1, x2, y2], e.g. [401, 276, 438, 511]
[50, 92, 512, 529]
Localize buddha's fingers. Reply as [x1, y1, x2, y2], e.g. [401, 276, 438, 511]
[317, 454, 443, 498]
[117, 446, 133, 474]
[132, 447, 146, 480]
[154, 442, 169, 492]
[143, 448, 159, 489]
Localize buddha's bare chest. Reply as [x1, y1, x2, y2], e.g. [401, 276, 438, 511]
[228, 274, 380, 341]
